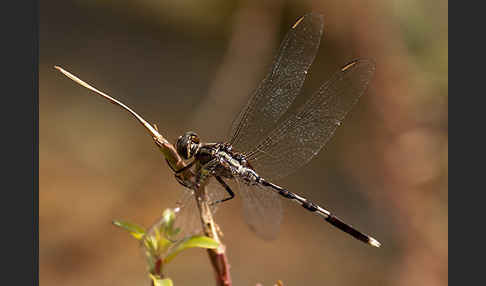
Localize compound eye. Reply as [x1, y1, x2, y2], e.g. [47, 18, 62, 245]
[191, 134, 200, 144]
[176, 135, 193, 159]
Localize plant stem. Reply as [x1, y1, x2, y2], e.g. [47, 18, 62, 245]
[150, 258, 165, 286]
[193, 181, 232, 286]
[55, 66, 232, 285]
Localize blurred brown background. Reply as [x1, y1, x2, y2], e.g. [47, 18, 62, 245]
[40, 0, 448, 285]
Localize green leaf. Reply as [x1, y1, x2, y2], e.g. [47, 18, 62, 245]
[160, 209, 178, 239]
[164, 235, 219, 264]
[143, 227, 174, 260]
[144, 235, 159, 255]
[149, 274, 173, 286]
[113, 220, 146, 241]
[158, 278, 174, 286]
[155, 235, 173, 256]
[145, 252, 156, 273]
[162, 209, 176, 229]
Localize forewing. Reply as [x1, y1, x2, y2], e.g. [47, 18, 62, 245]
[236, 179, 283, 240]
[229, 13, 324, 153]
[246, 59, 376, 181]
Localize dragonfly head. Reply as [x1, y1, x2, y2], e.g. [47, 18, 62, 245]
[176, 131, 201, 159]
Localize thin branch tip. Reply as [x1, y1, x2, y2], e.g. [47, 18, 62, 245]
[54, 65, 173, 152]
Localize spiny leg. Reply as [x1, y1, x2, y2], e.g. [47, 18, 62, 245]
[210, 176, 235, 206]
[165, 159, 195, 174]
[165, 159, 196, 188]
[165, 158, 178, 173]
[260, 179, 381, 247]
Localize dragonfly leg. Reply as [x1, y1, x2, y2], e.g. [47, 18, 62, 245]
[174, 174, 193, 189]
[165, 159, 195, 174]
[210, 176, 235, 206]
[165, 159, 178, 172]
[165, 159, 196, 189]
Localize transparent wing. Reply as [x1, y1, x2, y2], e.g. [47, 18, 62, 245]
[170, 189, 203, 240]
[206, 176, 232, 215]
[235, 179, 283, 240]
[229, 13, 324, 152]
[245, 59, 376, 181]
[170, 178, 227, 239]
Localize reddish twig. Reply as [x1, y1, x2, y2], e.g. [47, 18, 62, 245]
[150, 258, 164, 286]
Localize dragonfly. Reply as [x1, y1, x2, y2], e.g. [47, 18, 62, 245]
[168, 13, 380, 247]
